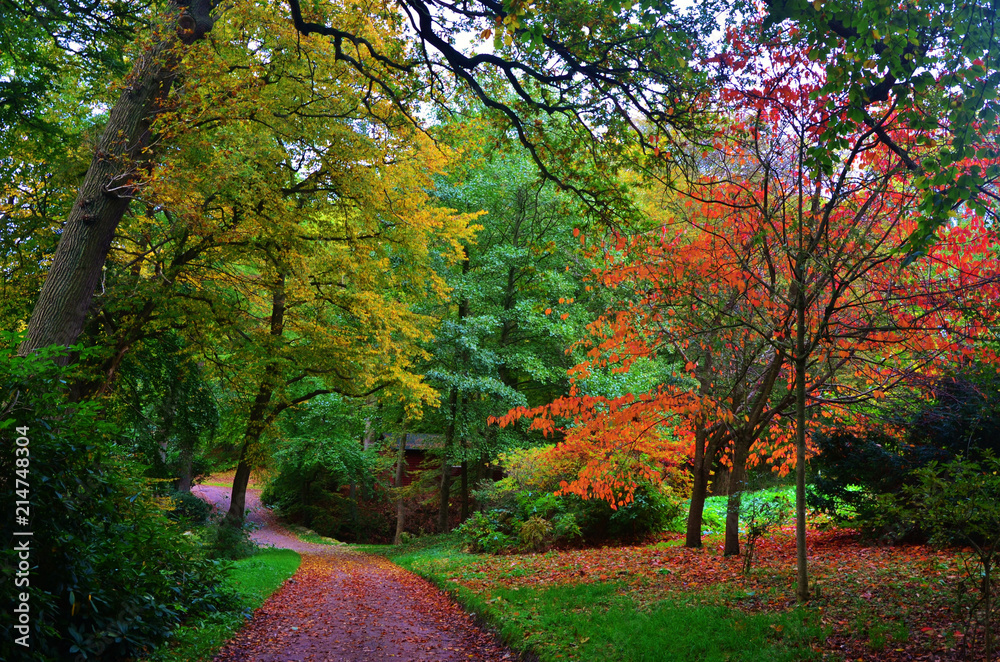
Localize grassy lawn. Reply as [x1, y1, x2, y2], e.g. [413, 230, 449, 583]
[146, 548, 300, 662]
[360, 534, 825, 662]
[359, 492, 975, 661]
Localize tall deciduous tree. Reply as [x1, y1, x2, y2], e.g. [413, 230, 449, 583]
[14, 0, 718, 363]
[421, 132, 599, 530]
[498, 25, 1000, 602]
[762, 0, 999, 245]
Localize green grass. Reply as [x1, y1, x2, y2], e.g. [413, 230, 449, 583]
[285, 523, 343, 546]
[486, 581, 824, 662]
[147, 548, 300, 662]
[363, 535, 826, 662]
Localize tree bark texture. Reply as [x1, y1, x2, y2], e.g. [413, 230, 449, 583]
[226, 275, 285, 525]
[723, 439, 751, 557]
[686, 420, 721, 548]
[393, 430, 407, 545]
[794, 271, 810, 602]
[18, 4, 215, 360]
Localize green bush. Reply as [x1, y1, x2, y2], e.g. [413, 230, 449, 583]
[455, 511, 516, 554]
[207, 520, 259, 560]
[460, 446, 683, 553]
[809, 369, 1000, 540]
[169, 490, 214, 524]
[740, 489, 793, 573]
[518, 515, 554, 551]
[0, 341, 236, 661]
[890, 454, 1000, 659]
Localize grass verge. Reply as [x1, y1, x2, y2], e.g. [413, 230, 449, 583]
[361, 536, 825, 662]
[146, 548, 300, 662]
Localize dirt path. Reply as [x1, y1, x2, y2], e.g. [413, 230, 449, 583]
[192, 484, 514, 661]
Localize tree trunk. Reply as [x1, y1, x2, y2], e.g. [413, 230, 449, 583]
[393, 431, 407, 545]
[724, 439, 751, 557]
[175, 434, 195, 492]
[794, 271, 810, 603]
[438, 458, 452, 533]
[460, 456, 469, 522]
[438, 386, 458, 533]
[17, 5, 214, 359]
[685, 421, 712, 548]
[226, 275, 285, 525]
[227, 449, 254, 527]
[348, 481, 359, 537]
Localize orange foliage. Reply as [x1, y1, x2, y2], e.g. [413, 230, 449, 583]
[494, 27, 1000, 507]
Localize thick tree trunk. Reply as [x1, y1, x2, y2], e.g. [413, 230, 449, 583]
[685, 422, 713, 548]
[175, 436, 195, 493]
[393, 431, 407, 545]
[17, 5, 215, 360]
[723, 439, 751, 557]
[227, 449, 254, 526]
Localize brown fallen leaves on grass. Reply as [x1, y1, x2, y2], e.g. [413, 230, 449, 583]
[445, 526, 991, 661]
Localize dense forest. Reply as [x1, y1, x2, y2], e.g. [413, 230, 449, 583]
[2, 0, 999, 659]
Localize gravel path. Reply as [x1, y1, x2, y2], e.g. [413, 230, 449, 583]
[192, 483, 514, 661]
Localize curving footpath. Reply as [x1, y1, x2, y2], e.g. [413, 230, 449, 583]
[192, 484, 514, 662]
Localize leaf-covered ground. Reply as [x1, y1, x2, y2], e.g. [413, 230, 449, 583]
[195, 483, 514, 662]
[374, 527, 992, 661]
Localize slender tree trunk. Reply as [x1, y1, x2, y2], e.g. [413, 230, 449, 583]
[794, 277, 810, 603]
[393, 431, 407, 545]
[348, 481, 359, 537]
[17, 6, 214, 359]
[226, 275, 285, 525]
[438, 386, 458, 533]
[460, 456, 469, 522]
[984, 556, 993, 661]
[724, 439, 750, 557]
[438, 459, 452, 533]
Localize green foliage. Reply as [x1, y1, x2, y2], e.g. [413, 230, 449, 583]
[260, 395, 390, 542]
[456, 511, 517, 554]
[0, 340, 235, 661]
[740, 489, 793, 573]
[459, 446, 682, 553]
[147, 549, 301, 662]
[517, 515, 554, 551]
[887, 454, 1000, 658]
[169, 490, 214, 524]
[810, 370, 1000, 540]
[207, 521, 258, 561]
[768, 0, 999, 245]
[110, 333, 219, 482]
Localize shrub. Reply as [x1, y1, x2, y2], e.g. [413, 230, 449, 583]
[740, 489, 792, 573]
[169, 490, 214, 524]
[0, 341, 236, 661]
[460, 446, 683, 553]
[890, 454, 1000, 659]
[207, 520, 259, 560]
[456, 511, 516, 554]
[518, 515, 554, 551]
[809, 368, 1000, 540]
